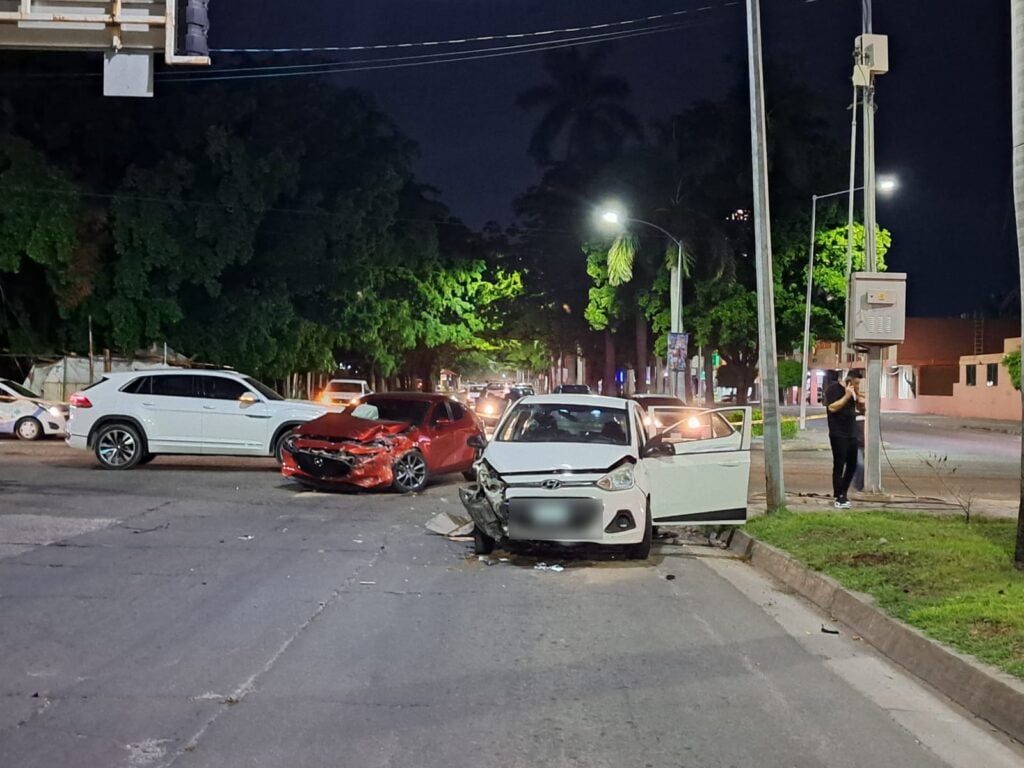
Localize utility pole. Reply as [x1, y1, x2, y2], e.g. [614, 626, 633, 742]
[859, 1, 884, 494]
[745, 0, 786, 511]
[1010, 0, 1024, 568]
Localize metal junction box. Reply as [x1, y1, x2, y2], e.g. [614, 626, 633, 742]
[846, 271, 907, 346]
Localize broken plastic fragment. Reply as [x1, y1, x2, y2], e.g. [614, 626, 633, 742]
[534, 563, 564, 572]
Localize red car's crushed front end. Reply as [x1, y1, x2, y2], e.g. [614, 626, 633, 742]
[281, 413, 417, 490]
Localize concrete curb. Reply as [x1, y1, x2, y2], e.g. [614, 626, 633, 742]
[728, 529, 1024, 744]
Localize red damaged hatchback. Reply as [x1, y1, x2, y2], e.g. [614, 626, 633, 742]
[280, 393, 485, 493]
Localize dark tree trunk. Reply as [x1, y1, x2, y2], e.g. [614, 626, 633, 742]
[635, 313, 648, 394]
[603, 330, 616, 396]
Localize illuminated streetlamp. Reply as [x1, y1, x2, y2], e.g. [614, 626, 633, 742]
[798, 176, 899, 429]
[598, 205, 687, 401]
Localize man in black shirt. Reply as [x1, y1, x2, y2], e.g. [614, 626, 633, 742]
[824, 370, 865, 508]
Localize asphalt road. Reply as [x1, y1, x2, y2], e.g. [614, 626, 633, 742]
[0, 439, 1021, 768]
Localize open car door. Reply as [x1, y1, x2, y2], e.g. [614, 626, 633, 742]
[643, 406, 752, 525]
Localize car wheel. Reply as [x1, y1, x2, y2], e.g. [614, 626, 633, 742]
[273, 429, 295, 465]
[138, 453, 157, 465]
[14, 417, 43, 441]
[473, 526, 495, 555]
[94, 423, 143, 470]
[624, 499, 653, 560]
[392, 450, 428, 493]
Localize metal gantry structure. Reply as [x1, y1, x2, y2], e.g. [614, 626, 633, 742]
[0, 1, 210, 96]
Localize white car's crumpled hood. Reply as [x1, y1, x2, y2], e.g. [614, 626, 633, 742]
[482, 441, 634, 476]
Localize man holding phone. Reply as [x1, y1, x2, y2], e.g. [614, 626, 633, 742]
[824, 370, 866, 508]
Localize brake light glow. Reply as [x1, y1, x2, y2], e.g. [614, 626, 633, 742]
[69, 393, 93, 408]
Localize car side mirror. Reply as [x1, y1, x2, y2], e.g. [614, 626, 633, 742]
[467, 434, 486, 450]
[239, 392, 260, 406]
[643, 440, 674, 458]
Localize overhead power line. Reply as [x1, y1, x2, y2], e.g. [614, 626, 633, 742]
[159, 21, 705, 82]
[211, 4, 741, 54]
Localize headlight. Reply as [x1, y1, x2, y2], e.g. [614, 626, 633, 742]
[687, 416, 702, 429]
[48, 406, 62, 417]
[482, 403, 495, 415]
[597, 463, 635, 491]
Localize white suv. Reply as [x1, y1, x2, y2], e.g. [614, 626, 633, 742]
[318, 378, 371, 406]
[66, 370, 327, 469]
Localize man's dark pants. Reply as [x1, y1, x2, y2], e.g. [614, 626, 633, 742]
[829, 434, 858, 500]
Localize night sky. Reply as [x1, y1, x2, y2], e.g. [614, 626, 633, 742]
[211, 0, 1014, 318]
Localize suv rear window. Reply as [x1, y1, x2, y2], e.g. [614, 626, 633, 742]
[121, 376, 151, 395]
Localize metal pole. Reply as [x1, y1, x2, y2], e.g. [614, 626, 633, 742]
[88, 314, 95, 384]
[745, 0, 785, 511]
[864, 76, 883, 493]
[1010, 0, 1024, 568]
[799, 195, 818, 430]
[677, 239, 687, 404]
[861, 0, 882, 494]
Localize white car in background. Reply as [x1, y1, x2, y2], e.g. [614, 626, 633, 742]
[66, 370, 327, 469]
[460, 394, 752, 558]
[0, 378, 68, 440]
[318, 378, 372, 406]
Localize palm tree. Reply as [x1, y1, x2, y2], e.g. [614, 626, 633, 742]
[516, 44, 642, 167]
[1011, 0, 1024, 569]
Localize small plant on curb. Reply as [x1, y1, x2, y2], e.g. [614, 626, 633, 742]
[922, 453, 976, 524]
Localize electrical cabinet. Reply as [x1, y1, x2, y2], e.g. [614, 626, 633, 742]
[846, 271, 907, 346]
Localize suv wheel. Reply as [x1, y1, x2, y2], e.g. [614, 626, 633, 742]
[94, 423, 143, 470]
[274, 428, 296, 465]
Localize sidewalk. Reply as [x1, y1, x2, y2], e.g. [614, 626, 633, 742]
[749, 416, 1020, 519]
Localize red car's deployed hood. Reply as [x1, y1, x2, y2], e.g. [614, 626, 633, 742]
[294, 413, 412, 442]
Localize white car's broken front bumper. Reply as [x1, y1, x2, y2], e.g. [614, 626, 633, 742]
[502, 479, 647, 546]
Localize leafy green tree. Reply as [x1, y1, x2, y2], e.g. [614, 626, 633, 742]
[0, 135, 81, 353]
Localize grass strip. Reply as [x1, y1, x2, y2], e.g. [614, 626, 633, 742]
[746, 511, 1024, 677]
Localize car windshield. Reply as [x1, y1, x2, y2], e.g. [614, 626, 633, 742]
[497, 403, 631, 445]
[242, 376, 285, 401]
[354, 397, 430, 425]
[1, 380, 42, 399]
[327, 381, 363, 393]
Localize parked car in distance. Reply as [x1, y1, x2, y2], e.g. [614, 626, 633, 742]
[552, 384, 591, 395]
[460, 394, 752, 558]
[66, 370, 327, 469]
[506, 384, 535, 403]
[463, 383, 486, 404]
[475, 383, 510, 426]
[318, 378, 371, 407]
[0, 378, 68, 440]
[281, 393, 485, 493]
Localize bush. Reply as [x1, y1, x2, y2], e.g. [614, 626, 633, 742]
[1004, 349, 1021, 391]
[726, 408, 796, 439]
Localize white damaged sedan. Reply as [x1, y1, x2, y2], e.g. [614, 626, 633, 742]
[459, 394, 752, 559]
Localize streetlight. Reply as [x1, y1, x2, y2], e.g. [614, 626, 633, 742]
[598, 206, 687, 401]
[798, 178, 898, 430]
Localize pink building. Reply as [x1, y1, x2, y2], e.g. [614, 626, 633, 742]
[879, 318, 1021, 421]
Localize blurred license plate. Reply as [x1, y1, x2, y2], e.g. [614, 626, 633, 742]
[532, 502, 569, 525]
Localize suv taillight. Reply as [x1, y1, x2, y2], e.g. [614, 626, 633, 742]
[69, 393, 93, 408]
